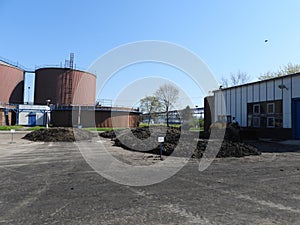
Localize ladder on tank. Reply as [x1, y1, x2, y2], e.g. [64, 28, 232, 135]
[62, 53, 74, 106]
[61, 53, 74, 127]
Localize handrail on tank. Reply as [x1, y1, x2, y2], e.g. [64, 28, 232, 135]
[34, 64, 87, 71]
[51, 104, 140, 112]
[0, 56, 33, 72]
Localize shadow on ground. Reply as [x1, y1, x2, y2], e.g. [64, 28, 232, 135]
[245, 140, 300, 153]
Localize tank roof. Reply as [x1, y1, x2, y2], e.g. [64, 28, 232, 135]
[35, 67, 96, 77]
[0, 60, 24, 72]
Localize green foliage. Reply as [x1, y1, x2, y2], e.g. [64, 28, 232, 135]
[27, 126, 44, 131]
[189, 117, 204, 129]
[258, 63, 300, 80]
[140, 96, 161, 113]
[189, 127, 204, 132]
[83, 127, 125, 131]
[138, 123, 181, 128]
[139, 95, 162, 125]
[0, 125, 24, 131]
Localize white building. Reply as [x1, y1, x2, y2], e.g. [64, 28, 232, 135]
[18, 104, 50, 126]
[208, 73, 300, 140]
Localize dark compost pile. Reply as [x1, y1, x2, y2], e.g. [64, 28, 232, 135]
[23, 127, 94, 142]
[99, 126, 260, 158]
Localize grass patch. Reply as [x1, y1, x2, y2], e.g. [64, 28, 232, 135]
[189, 127, 204, 132]
[139, 123, 181, 128]
[0, 126, 53, 131]
[27, 126, 45, 131]
[83, 127, 126, 132]
[0, 125, 25, 131]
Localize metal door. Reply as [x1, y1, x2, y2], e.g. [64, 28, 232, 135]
[28, 113, 36, 126]
[292, 99, 300, 139]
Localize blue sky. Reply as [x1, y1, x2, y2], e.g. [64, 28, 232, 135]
[1, 0, 300, 107]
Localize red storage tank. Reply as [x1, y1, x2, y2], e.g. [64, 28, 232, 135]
[0, 61, 24, 104]
[34, 68, 96, 106]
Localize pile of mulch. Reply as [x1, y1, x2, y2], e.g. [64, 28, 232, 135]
[99, 126, 260, 158]
[193, 140, 260, 158]
[22, 127, 94, 142]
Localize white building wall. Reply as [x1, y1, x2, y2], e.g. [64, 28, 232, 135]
[18, 105, 49, 126]
[274, 79, 282, 100]
[235, 87, 242, 124]
[212, 73, 300, 133]
[19, 112, 28, 125]
[241, 86, 247, 126]
[259, 82, 267, 102]
[230, 89, 236, 119]
[253, 83, 260, 102]
[292, 75, 300, 98]
[214, 91, 226, 121]
[226, 90, 231, 115]
[247, 85, 253, 103]
[266, 80, 274, 101]
[282, 76, 292, 128]
[19, 112, 45, 126]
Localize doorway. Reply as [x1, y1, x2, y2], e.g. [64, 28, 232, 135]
[292, 99, 300, 139]
[28, 113, 36, 126]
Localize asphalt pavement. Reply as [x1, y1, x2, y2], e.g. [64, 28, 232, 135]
[0, 132, 299, 224]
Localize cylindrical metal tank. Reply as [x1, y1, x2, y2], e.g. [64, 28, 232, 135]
[0, 61, 24, 104]
[34, 68, 96, 106]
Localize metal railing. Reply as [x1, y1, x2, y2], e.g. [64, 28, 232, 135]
[34, 64, 87, 72]
[0, 56, 33, 72]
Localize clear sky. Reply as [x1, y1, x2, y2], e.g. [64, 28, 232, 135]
[1, 0, 300, 107]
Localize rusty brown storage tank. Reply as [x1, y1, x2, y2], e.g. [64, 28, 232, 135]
[0, 61, 24, 104]
[34, 68, 96, 106]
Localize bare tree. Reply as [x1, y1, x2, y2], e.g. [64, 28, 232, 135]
[220, 71, 250, 88]
[155, 84, 179, 127]
[258, 63, 300, 80]
[220, 77, 229, 88]
[139, 96, 161, 125]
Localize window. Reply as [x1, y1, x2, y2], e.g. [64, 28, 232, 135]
[267, 117, 275, 128]
[252, 116, 260, 127]
[267, 103, 275, 114]
[247, 100, 282, 128]
[253, 104, 260, 115]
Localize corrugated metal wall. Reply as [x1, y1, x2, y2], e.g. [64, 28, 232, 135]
[213, 73, 300, 129]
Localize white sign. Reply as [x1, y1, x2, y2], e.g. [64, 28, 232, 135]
[10, 129, 16, 133]
[158, 137, 164, 143]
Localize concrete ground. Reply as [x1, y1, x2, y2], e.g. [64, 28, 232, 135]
[0, 132, 299, 224]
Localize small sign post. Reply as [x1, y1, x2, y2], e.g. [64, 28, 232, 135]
[10, 129, 16, 144]
[158, 137, 164, 160]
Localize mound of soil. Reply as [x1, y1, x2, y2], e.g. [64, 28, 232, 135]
[193, 140, 260, 158]
[99, 130, 116, 139]
[22, 127, 94, 142]
[99, 126, 260, 158]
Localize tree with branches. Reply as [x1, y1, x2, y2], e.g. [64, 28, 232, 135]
[139, 96, 161, 125]
[220, 71, 251, 88]
[258, 63, 300, 80]
[155, 84, 179, 127]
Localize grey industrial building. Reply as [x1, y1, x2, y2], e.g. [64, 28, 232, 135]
[205, 72, 300, 140]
